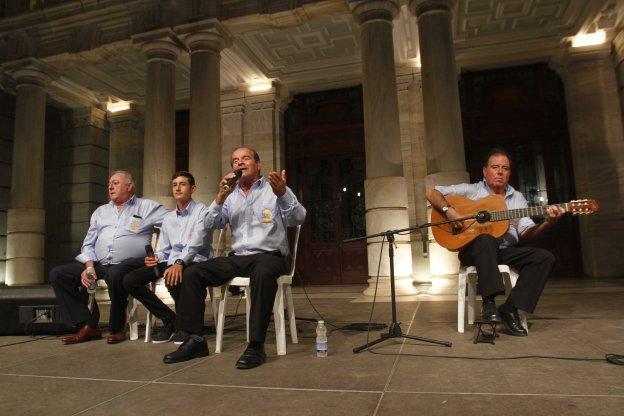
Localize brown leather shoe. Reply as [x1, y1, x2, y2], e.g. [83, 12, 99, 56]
[61, 325, 102, 345]
[106, 331, 126, 344]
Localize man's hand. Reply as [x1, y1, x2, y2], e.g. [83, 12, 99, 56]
[445, 207, 464, 231]
[80, 265, 97, 289]
[164, 264, 183, 285]
[545, 205, 565, 225]
[144, 255, 158, 268]
[215, 172, 238, 205]
[268, 170, 287, 197]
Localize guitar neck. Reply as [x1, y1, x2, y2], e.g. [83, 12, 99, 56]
[489, 203, 567, 221]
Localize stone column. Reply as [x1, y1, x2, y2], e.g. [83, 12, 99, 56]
[245, 86, 289, 172]
[221, 90, 246, 175]
[560, 45, 624, 278]
[176, 20, 232, 202]
[351, 0, 415, 296]
[397, 68, 430, 287]
[133, 30, 182, 209]
[3, 59, 57, 285]
[410, 0, 469, 291]
[614, 30, 624, 130]
[108, 105, 144, 194]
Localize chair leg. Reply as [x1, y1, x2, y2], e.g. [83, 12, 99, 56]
[245, 286, 251, 343]
[285, 284, 298, 344]
[144, 282, 156, 343]
[273, 284, 287, 356]
[458, 272, 467, 333]
[215, 285, 229, 354]
[127, 296, 139, 341]
[208, 287, 219, 326]
[467, 275, 476, 325]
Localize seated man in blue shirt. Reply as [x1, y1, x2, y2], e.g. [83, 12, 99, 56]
[426, 148, 564, 336]
[163, 147, 306, 369]
[122, 171, 213, 344]
[50, 171, 168, 345]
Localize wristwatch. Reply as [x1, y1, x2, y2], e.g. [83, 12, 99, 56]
[174, 259, 186, 267]
[441, 205, 452, 213]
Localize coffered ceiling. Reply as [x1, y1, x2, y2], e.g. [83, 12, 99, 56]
[0, 0, 620, 110]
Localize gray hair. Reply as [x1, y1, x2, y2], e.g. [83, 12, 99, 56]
[111, 170, 135, 186]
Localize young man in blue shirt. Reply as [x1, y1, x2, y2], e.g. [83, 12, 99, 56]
[122, 171, 213, 344]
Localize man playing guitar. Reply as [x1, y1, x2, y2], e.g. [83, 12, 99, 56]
[427, 147, 565, 336]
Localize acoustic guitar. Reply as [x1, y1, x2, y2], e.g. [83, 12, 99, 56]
[431, 194, 599, 251]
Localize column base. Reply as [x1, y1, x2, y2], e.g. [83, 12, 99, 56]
[6, 208, 45, 285]
[362, 176, 415, 297]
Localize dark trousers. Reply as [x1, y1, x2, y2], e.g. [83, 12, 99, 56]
[459, 234, 555, 313]
[49, 257, 144, 332]
[176, 252, 287, 343]
[122, 264, 181, 324]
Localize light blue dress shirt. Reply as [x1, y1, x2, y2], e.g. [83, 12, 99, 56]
[76, 196, 168, 265]
[155, 199, 213, 265]
[434, 180, 536, 248]
[207, 176, 306, 256]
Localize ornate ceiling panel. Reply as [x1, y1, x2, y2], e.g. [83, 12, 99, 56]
[454, 0, 606, 49]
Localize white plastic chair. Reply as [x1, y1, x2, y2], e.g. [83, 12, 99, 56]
[215, 225, 301, 356]
[93, 279, 141, 340]
[457, 264, 528, 333]
[142, 228, 224, 342]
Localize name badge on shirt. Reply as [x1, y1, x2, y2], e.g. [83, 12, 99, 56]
[261, 208, 273, 224]
[128, 215, 142, 233]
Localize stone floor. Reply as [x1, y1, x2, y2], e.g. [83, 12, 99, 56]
[1, 279, 623, 415]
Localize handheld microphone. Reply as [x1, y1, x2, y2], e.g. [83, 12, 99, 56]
[223, 169, 243, 192]
[145, 244, 160, 278]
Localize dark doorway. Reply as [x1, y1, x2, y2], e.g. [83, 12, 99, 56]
[285, 86, 368, 285]
[459, 63, 583, 277]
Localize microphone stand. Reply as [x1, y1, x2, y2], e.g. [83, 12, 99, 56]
[345, 226, 453, 353]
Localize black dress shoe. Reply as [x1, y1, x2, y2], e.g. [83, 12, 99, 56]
[163, 335, 209, 364]
[235, 346, 266, 369]
[481, 299, 501, 323]
[498, 306, 527, 336]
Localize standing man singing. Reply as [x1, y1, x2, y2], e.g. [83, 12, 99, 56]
[123, 171, 213, 344]
[50, 171, 168, 344]
[426, 148, 564, 336]
[163, 147, 306, 369]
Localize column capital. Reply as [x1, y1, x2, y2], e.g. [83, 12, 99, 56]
[409, 0, 454, 18]
[175, 19, 233, 53]
[613, 29, 624, 65]
[349, 0, 399, 25]
[2, 58, 59, 88]
[132, 28, 184, 63]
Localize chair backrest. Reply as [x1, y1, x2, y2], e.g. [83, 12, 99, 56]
[286, 225, 302, 278]
[213, 226, 227, 258]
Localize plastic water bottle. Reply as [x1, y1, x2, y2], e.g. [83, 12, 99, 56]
[86, 271, 97, 294]
[315, 320, 327, 357]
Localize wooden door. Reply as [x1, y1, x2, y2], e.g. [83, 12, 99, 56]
[286, 87, 368, 285]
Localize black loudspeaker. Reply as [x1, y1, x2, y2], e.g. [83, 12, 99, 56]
[0, 284, 72, 335]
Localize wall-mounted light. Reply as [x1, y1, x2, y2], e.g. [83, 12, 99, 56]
[106, 99, 131, 113]
[571, 30, 606, 48]
[248, 81, 272, 92]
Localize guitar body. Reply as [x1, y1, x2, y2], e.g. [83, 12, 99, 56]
[431, 194, 510, 251]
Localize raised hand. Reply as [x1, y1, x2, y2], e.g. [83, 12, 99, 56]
[268, 170, 286, 197]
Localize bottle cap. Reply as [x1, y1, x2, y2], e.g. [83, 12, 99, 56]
[318, 320, 324, 324]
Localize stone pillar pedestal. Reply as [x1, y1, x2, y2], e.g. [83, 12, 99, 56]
[133, 30, 182, 209]
[560, 46, 624, 278]
[362, 177, 414, 296]
[108, 106, 143, 194]
[352, 0, 415, 296]
[176, 20, 232, 202]
[3, 59, 57, 285]
[425, 171, 470, 292]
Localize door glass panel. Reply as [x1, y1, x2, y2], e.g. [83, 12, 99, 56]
[340, 157, 365, 240]
[308, 159, 334, 243]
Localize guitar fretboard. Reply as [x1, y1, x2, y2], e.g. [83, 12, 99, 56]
[489, 203, 567, 221]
